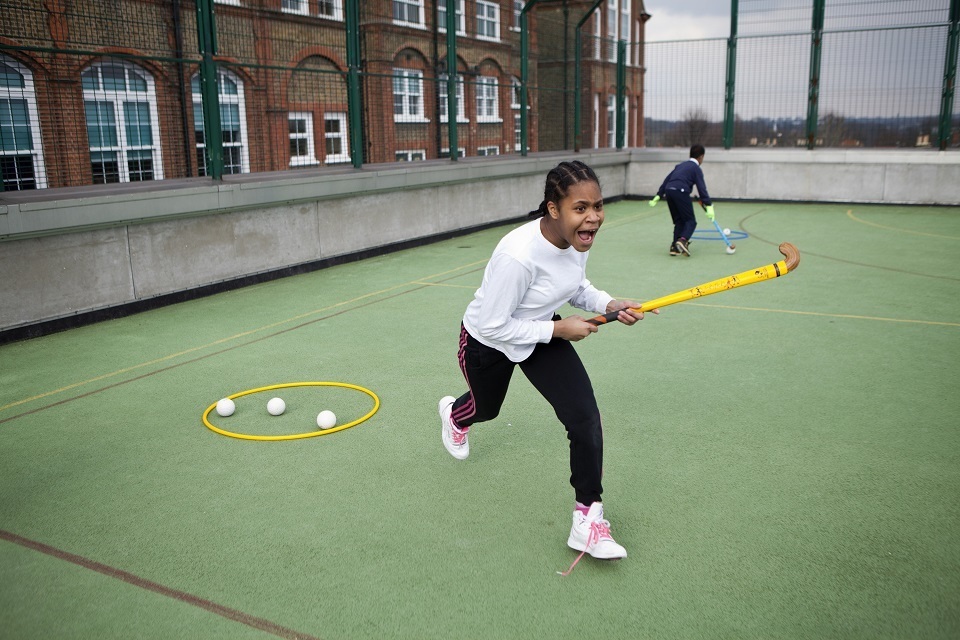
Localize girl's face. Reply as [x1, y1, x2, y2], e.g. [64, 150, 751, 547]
[544, 180, 604, 252]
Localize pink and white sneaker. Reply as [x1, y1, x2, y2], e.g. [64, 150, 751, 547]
[567, 502, 627, 560]
[439, 396, 469, 460]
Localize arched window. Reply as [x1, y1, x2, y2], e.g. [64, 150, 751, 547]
[287, 56, 350, 166]
[82, 59, 163, 183]
[191, 68, 250, 175]
[1, 55, 46, 190]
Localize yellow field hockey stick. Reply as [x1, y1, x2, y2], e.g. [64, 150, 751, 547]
[588, 242, 801, 325]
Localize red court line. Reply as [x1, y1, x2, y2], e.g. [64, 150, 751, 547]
[0, 529, 322, 640]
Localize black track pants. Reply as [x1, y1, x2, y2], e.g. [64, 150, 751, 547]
[451, 323, 604, 505]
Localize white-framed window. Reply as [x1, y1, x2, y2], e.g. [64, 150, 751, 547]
[1, 55, 46, 190]
[510, 76, 522, 152]
[477, 145, 499, 156]
[393, 0, 424, 27]
[282, 0, 308, 15]
[438, 0, 465, 34]
[593, 93, 600, 148]
[620, 0, 632, 65]
[438, 74, 466, 122]
[510, 76, 521, 109]
[282, 0, 342, 20]
[606, 0, 618, 62]
[622, 94, 629, 145]
[476, 0, 500, 41]
[214, 0, 240, 5]
[606, 94, 616, 147]
[191, 69, 250, 175]
[439, 147, 464, 158]
[395, 149, 425, 161]
[393, 68, 426, 122]
[288, 111, 318, 166]
[476, 76, 499, 122]
[318, 0, 343, 20]
[82, 59, 163, 183]
[593, 12, 601, 60]
[511, 0, 523, 31]
[324, 112, 350, 163]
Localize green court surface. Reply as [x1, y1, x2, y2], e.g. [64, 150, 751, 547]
[1, 200, 958, 639]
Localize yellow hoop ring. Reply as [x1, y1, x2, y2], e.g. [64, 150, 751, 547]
[202, 382, 380, 441]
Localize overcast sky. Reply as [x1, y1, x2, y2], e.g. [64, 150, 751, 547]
[642, 0, 731, 41]
[639, 1, 950, 121]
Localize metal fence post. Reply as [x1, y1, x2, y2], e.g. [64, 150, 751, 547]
[574, 0, 604, 152]
[722, 0, 739, 149]
[195, 0, 223, 179]
[519, 1, 547, 157]
[616, 39, 625, 148]
[805, 0, 825, 150]
[445, 0, 458, 161]
[939, 0, 960, 150]
[345, 0, 363, 168]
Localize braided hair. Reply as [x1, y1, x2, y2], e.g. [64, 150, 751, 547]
[528, 161, 601, 218]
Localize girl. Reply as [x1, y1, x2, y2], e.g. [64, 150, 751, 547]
[439, 160, 654, 566]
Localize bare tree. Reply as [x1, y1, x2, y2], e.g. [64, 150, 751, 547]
[680, 108, 710, 146]
[818, 112, 848, 147]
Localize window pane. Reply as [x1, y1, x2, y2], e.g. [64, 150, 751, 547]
[123, 101, 152, 147]
[127, 149, 154, 181]
[196, 148, 208, 176]
[129, 71, 147, 92]
[81, 68, 99, 91]
[220, 104, 241, 143]
[318, 0, 336, 17]
[85, 101, 118, 148]
[224, 147, 242, 174]
[221, 75, 238, 96]
[1, 155, 37, 191]
[0, 99, 33, 151]
[0, 62, 25, 89]
[91, 151, 120, 183]
[101, 65, 126, 91]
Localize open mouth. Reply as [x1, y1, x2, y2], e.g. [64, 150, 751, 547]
[577, 229, 597, 243]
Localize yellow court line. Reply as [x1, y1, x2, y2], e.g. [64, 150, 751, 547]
[413, 281, 477, 289]
[1, 259, 490, 412]
[686, 302, 960, 327]
[846, 209, 960, 240]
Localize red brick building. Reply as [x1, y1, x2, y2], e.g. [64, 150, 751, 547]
[0, 0, 647, 190]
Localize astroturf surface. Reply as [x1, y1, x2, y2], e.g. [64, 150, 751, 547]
[1, 200, 958, 639]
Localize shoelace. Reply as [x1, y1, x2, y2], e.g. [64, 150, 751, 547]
[451, 427, 468, 446]
[557, 519, 612, 576]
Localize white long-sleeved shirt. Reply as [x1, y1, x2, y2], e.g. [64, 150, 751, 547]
[462, 218, 613, 363]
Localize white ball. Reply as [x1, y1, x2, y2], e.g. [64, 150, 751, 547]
[317, 410, 337, 430]
[726, 245, 736, 254]
[267, 397, 286, 416]
[723, 228, 731, 235]
[216, 398, 235, 417]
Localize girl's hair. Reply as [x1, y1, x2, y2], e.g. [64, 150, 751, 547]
[528, 161, 601, 218]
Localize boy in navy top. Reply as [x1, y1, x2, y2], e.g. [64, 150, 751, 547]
[649, 144, 714, 256]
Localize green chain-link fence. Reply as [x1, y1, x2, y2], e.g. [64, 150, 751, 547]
[645, 0, 960, 151]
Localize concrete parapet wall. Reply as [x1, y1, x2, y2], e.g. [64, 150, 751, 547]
[628, 148, 960, 205]
[0, 152, 629, 334]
